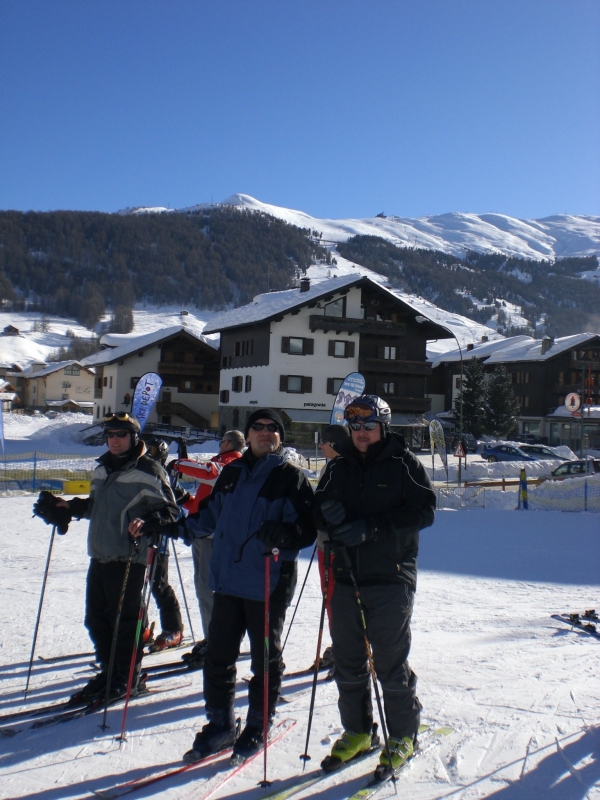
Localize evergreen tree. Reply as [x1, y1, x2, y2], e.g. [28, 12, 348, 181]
[484, 366, 520, 438]
[455, 357, 487, 437]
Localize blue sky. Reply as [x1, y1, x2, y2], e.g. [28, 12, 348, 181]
[1, 1, 599, 219]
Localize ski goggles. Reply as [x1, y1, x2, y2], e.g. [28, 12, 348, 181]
[344, 403, 376, 422]
[347, 420, 379, 431]
[106, 430, 130, 439]
[104, 411, 135, 424]
[250, 422, 279, 433]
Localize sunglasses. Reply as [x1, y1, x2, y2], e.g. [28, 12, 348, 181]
[344, 404, 376, 422]
[104, 412, 133, 423]
[348, 421, 379, 431]
[250, 422, 279, 433]
[106, 430, 130, 439]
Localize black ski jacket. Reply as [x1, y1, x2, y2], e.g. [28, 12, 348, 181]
[314, 433, 435, 588]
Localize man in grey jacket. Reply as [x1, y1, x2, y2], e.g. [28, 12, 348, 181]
[35, 413, 179, 701]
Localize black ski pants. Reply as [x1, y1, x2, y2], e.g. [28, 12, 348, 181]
[85, 558, 147, 680]
[203, 560, 297, 727]
[151, 548, 183, 633]
[331, 581, 422, 739]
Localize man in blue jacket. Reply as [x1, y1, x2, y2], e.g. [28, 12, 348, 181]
[183, 409, 316, 763]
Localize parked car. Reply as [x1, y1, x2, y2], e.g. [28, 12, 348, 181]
[518, 444, 571, 461]
[550, 460, 600, 479]
[482, 444, 536, 463]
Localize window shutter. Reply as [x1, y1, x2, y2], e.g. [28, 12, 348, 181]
[377, 345, 386, 359]
[280, 375, 288, 392]
[347, 341, 355, 358]
[328, 340, 336, 356]
[305, 338, 314, 355]
[220, 390, 230, 403]
[281, 337, 290, 353]
[302, 376, 313, 393]
[327, 378, 334, 394]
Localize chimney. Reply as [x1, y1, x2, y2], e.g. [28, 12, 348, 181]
[300, 277, 311, 293]
[481, 335, 488, 343]
[541, 335, 554, 355]
[466, 343, 474, 351]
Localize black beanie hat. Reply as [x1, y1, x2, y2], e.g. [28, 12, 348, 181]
[245, 408, 285, 442]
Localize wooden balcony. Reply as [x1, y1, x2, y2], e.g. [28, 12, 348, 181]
[158, 362, 205, 376]
[358, 358, 431, 376]
[572, 360, 600, 370]
[309, 315, 406, 336]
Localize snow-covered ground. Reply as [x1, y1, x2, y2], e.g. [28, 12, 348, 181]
[1, 500, 598, 800]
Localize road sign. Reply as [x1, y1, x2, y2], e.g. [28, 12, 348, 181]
[565, 392, 581, 412]
[454, 441, 466, 458]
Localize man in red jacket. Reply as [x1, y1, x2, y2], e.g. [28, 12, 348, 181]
[175, 430, 245, 666]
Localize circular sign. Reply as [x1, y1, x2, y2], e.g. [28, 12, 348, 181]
[565, 392, 581, 413]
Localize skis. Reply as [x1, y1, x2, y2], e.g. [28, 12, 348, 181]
[94, 746, 235, 799]
[94, 718, 296, 800]
[0, 680, 190, 737]
[552, 612, 600, 640]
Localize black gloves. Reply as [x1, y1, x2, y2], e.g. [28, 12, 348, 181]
[257, 520, 298, 550]
[68, 497, 89, 519]
[331, 519, 371, 547]
[32, 490, 72, 535]
[319, 499, 346, 526]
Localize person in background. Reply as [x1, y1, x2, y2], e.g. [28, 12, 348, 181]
[174, 430, 245, 667]
[314, 395, 435, 775]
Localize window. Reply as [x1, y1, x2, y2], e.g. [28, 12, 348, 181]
[62, 393, 68, 400]
[234, 340, 254, 357]
[245, 375, 252, 392]
[232, 376, 243, 392]
[328, 340, 355, 358]
[327, 378, 344, 395]
[384, 346, 397, 360]
[324, 297, 345, 317]
[109, 376, 113, 389]
[138, 351, 144, 358]
[280, 375, 312, 393]
[220, 390, 230, 403]
[184, 380, 192, 389]
[130, 377, 140, 389]
[281, 337, 314, 355]
[62, 381, 71, 389]
[64, 365, 80, 376]
[222, 356, 232, 368]
[235, 342, 241, 357]
[382, 382, 396, 395]
[103, 377, 108, 387]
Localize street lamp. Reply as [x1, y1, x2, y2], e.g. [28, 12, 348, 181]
[415, 316, 464, 485]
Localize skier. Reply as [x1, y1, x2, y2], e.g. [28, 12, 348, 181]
[143, 437, 186, 651]
[315, 423, 350, 670]
[33, 413, 179, 701]
[174, 430, 245, 668]
[314, 395, 435, 773]
[182, 409, 316, 762]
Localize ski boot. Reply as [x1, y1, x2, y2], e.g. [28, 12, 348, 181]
[149, 630, 183, 652]
[231, 722, 266, 763]
[68, 671, 108, 705]
[321, 727, 379, 773]
[181, 639, 208, 670]
[142, 621, 156, 647]
[374, 735, 415, 780]
[183, 711, 239, 763]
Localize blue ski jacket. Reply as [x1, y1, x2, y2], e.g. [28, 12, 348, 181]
[185, 448, 316, 601]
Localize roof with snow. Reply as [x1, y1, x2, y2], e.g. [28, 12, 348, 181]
[430, 335, 533, 367]
[82, 324, 219, 367]
[432, 333, 600, 366]
[203, 275, 454, 338]
[27, 360, 95, 379]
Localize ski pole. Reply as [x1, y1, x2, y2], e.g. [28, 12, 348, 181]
[340, 545, 396, 783]
[258, 547, 278, 788]
[170, 537, 196, 643]
[281, 544, 316, 656]
[101, 544, 134, 730]
[118, 536, 158, 742]
[24, 524, 57, 698]
[299, 540, 330, 767]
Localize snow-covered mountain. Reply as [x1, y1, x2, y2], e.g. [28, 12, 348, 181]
[124, 194, 600, 262]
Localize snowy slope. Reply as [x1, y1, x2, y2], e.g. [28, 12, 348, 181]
[1, 500, 598, 800]
[127, 194, 600, 261]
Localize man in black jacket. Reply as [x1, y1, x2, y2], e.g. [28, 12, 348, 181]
[314, 395, 435, 773]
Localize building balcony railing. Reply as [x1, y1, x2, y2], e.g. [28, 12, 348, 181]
[552, 384, 598, 393]
[386, 396, 431, 413]
[572, 360, 600, 370]
[158, 362, 205, 376]
[309, 315, 406, 336]
[358, 357, 431, 376]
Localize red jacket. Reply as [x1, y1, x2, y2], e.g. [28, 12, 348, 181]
[175, 449, 242, 515]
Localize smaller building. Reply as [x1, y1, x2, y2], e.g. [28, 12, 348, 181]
[23, 361, 96, 413]
[2, 325, 21, 336]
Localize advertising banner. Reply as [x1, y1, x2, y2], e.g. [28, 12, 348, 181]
[132, 372, 163, 432]
[330, 372, 366, 425]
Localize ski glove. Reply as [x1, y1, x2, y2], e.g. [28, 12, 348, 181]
[319, 500, 346, 527]
[331, 518, 370, 547]
[32, 490, 72, 535]
[257, 520, 299, 550]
